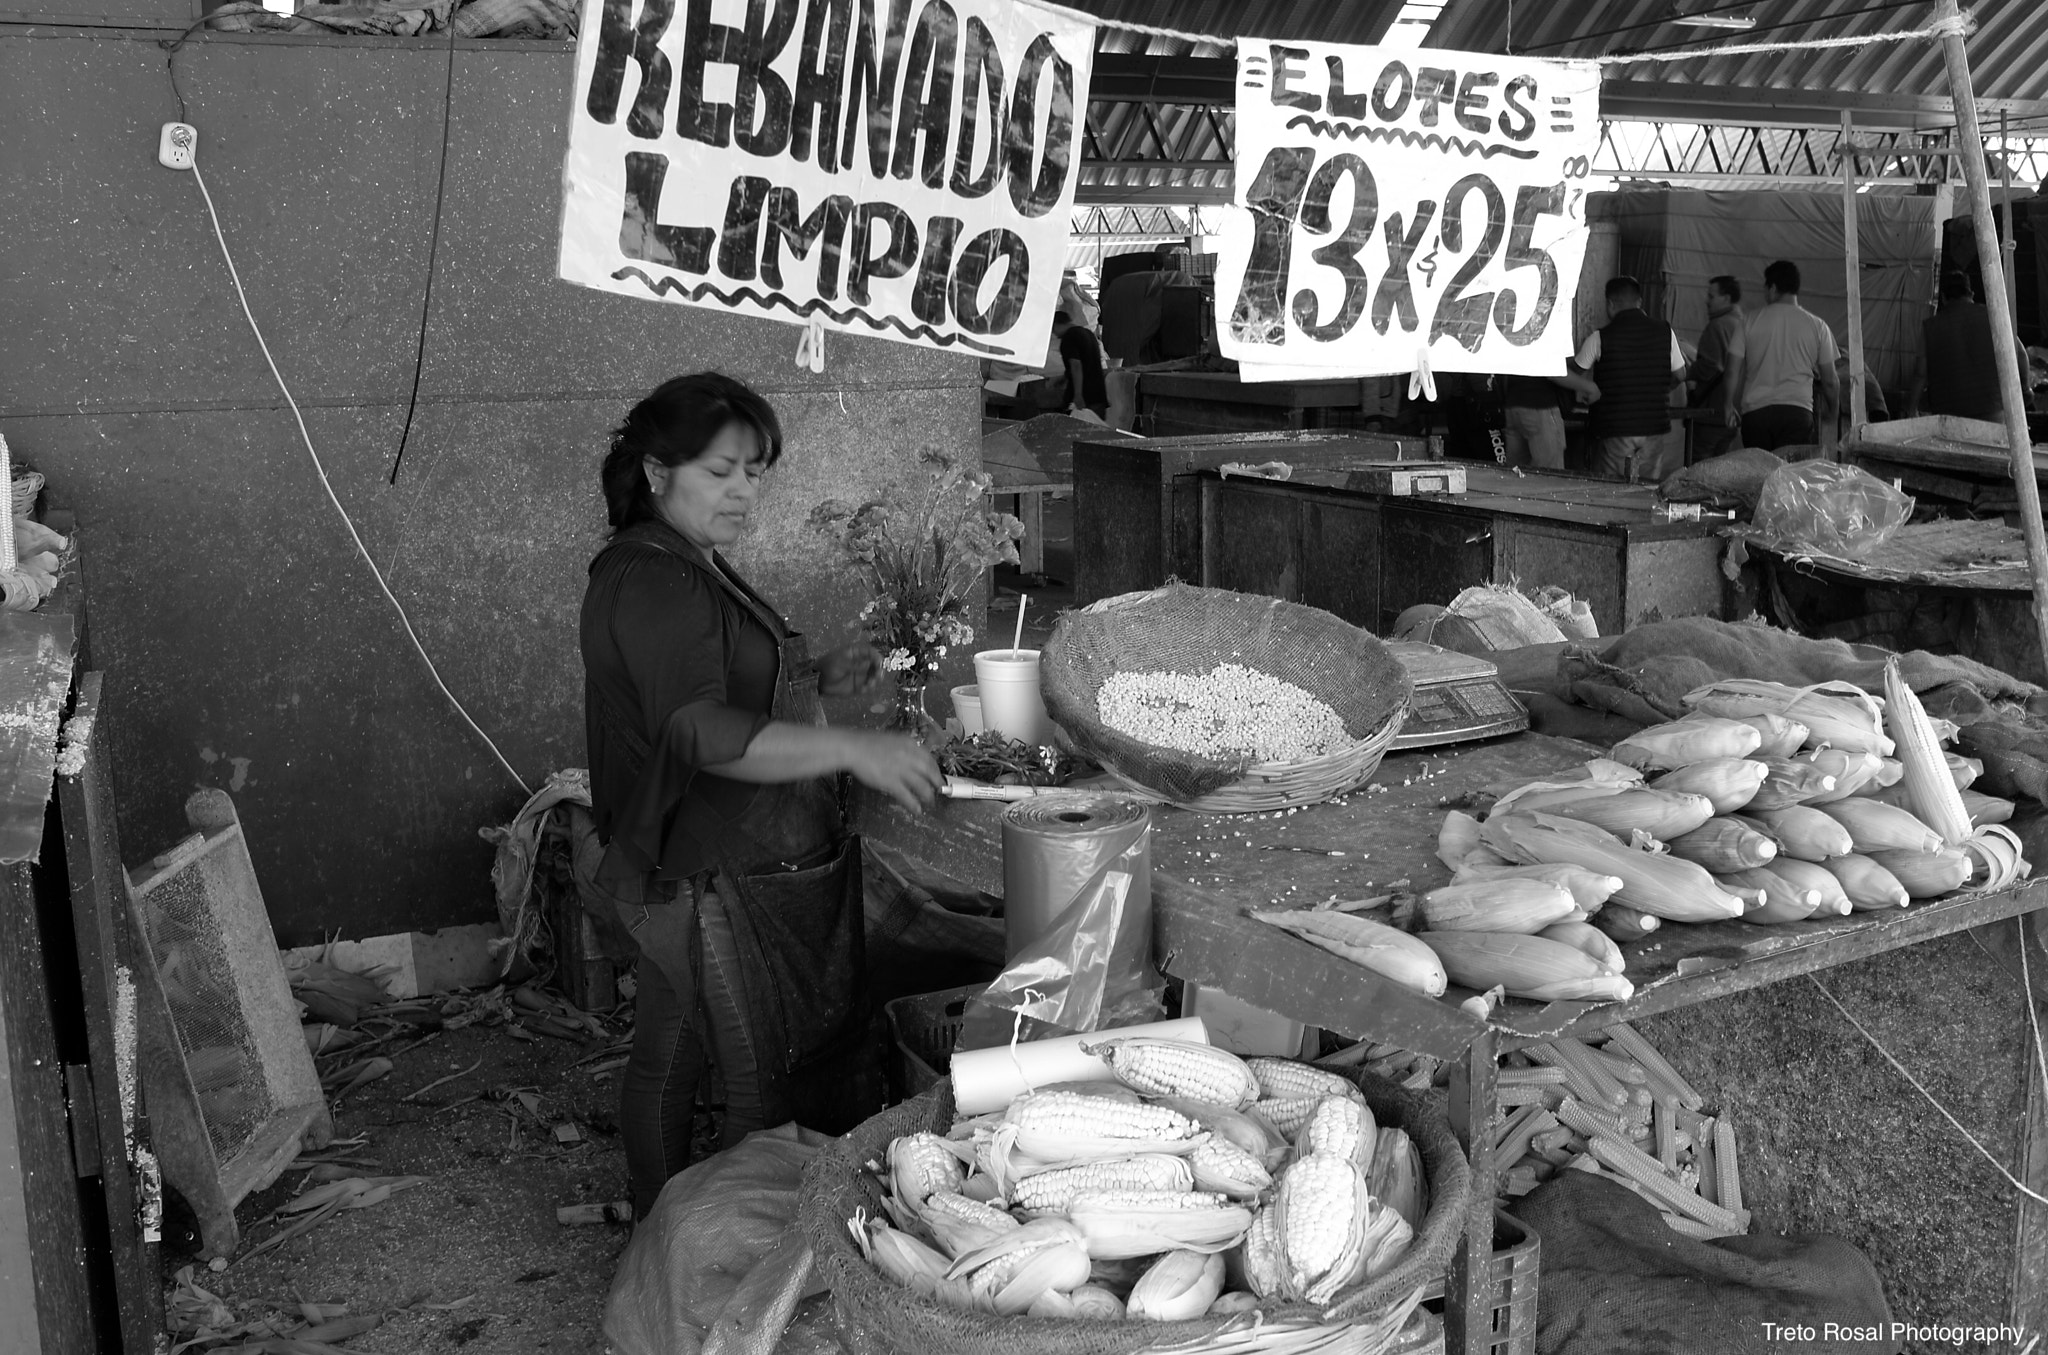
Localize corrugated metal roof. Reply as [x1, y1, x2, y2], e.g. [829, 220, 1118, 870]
[1426, 0, 2048, 125]
[1056, 0, 1402, 55]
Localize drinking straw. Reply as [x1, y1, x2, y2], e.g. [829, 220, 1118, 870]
[1011, 594, 1029, 657]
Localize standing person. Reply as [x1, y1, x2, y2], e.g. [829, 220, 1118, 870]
[1731, 260, 1839, 452]
[580, 372, 943, 1218]
[1059, 270, 1100, 332]
[1571, 275, 1689, 482]
[1501, 371, 1599, 471]
[1906, 271, 2004, 420]
[1054, 310, 1108, 421]
[1690, 275, 1746, 459]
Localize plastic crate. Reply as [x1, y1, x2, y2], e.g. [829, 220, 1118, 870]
[882, 984, 983, 1099]
[1419, 1208, 1540, 1355]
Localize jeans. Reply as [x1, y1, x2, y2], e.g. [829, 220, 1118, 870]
[617, 886, 765, 1218]
[1502, 405, 1566, 470]
[1592, 430, 1683, 483]
[1741, 404, 1814, 452]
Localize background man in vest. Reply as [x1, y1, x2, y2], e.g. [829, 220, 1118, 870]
[1690, 275, 1746, 459]
[1731, 259, 1839, 452]
[1571, 275, 1689, 482]
[1906, 271, 2006, 421]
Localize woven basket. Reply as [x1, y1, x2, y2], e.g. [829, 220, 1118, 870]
[797, 1067, 1470, 1355]
[1042, 584, 1412, 813]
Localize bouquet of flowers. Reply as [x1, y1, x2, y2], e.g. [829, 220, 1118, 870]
[808, 452, 1024, 719]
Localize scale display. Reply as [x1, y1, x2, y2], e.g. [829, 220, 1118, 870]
[1385, 641, 1530, 749]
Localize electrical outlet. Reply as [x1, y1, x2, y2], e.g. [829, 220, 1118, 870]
[158, 122, 197, 171]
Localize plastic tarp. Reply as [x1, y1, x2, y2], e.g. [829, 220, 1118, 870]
[1599, 190, 1937, 396]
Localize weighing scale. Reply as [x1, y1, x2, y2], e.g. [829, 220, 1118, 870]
[1385, 641, 1529, 749]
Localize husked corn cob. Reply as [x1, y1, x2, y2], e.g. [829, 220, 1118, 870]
[1548, 789, 1717, 840]
[1682, 679, 1892, 756]
[1451, 862, 1624, 910]
[1255, 1097, 1322, 1141]
[1251, 910, 1449, 997]
[1743, 806, 1854, 861]
[1718, 865, 1819, 923]
[1189, 1133, 1274, 1199]
[1420, 930, 1634, 1002]
[1127, 1249, 1225, 1321]
[862, 1215, 954, 1290]
[1274, 1153, 1371, 1303]
[1247, 1058, 1362, 1104]
[1090, 1038, 1260, 1110]
[1538, 921, 1626, 975]
[1481, 812, 1746, 923]
[889, 1133, 965, 1210]
[1009, 1156, 1193, 1214]
[1867, 846, 1972, 898]
[1611, 718, 1763, 771]
[1883, 658, 1972, 847]
[921, 1191, 1022, 1259]
[948, 1218, 1092, 1313]
[1004, 1091, 1199, 1141]
[1760, 858, 1851, 916]
[1649, 758, 1771, 814]
[1820, 853, 1909, 910]
[1298, 1095, 1377, 1169]
[1746, 756, 1837, 811]
[1240, 1205, 1286, 1298]
[1420, 878, 1578, 933]
[1818, 799, 1942, 854]
[1666, 817, 1777, 872]
[1154, 1096, 1289, 1166]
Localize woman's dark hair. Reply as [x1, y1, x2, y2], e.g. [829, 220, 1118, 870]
[601, 372, 783, 530]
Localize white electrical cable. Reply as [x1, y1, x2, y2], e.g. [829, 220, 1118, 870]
[187, 161, 534, 798]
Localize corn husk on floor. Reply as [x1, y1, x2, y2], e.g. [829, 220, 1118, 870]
[857, 1041, 1429, 1326]
[1488, 1025, 1751, 1241]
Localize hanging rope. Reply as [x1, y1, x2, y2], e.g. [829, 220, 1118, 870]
[1806, 966, 2048, 1209]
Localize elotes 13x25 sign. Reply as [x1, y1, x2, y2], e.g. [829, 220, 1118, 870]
[559, 0, 1094, 361]
[1218, 43, 1602, 382]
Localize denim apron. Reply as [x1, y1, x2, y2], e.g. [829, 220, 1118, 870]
[593, 547, 875, 1135]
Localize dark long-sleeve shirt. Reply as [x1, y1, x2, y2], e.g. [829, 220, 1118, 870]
[581, 517, 782, 881]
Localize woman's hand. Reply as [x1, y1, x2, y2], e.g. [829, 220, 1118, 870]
[840, 730, 943, 813]
[817, 642, 884, 698]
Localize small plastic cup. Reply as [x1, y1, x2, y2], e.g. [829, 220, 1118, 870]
[951, 685, 984, 735]
[973, 649, 1049, 746]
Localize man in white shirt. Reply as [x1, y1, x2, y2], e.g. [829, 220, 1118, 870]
[1730, 260, 1839, 452]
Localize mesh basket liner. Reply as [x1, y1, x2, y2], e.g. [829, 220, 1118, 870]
[798, 1068, 1470, 1355]
[1043, 585, 1413, 803]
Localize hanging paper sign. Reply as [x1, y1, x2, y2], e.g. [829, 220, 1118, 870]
[559, 0, 1094, 361]
[1216, 43, 1602, 380]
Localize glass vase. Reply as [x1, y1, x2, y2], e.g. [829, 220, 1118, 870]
[889, 677, 933, 735]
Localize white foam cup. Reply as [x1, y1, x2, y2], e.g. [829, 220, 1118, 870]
[973, 649, 1049, 745]
[951, 685, 984, 735]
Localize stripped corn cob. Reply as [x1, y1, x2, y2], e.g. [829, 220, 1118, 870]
[1298, 1095, 1377, 1169]
[1254, 1097, 1322, 1141]
[1250, 910, 1448, 997]
[1240, 1205, 1286, 1298]
[1713, 1119, 1742, 1214]
[1004, 1091, 1198, 1141]
[1068, 1189, 1231, 1212]
[1246, 1059, 1360, 1106]
[1274, 1153, 1370, 1303]
[1532, 1042, 1628, 1109]
[1585, 1133, 1748, 1235]
[890, 1132, 965, 1209]
[1605, 1023, 1703, 1111]
[1010, 1156, 1193, 1214]
[1649, 758, 1771, 814]
[1090, 1038, 1260, 1110]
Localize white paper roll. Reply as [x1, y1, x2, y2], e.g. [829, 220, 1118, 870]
[949, 1015, 1211, 1116]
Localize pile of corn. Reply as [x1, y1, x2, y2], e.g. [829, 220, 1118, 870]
[1486, 1025, 1749, 1241]
[1095, 664, 1355, 765]
[853, 1041, 1427, 1321]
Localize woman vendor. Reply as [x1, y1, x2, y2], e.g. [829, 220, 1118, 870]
[580, 372, 944, 1217]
